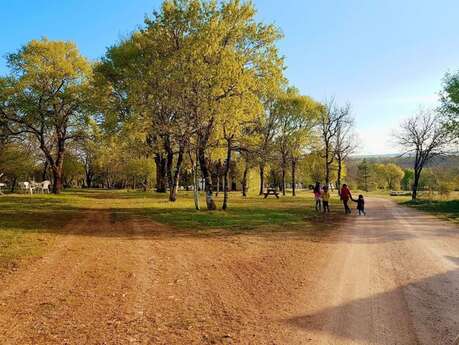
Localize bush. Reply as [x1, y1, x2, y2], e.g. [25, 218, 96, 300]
[438, 182, 453, 198]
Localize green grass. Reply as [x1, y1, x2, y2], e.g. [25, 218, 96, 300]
[363, 190, 459, 223]
[0, 189, 342, 272]
[0, 194, 81, 271]
[400, 199, 459, 223]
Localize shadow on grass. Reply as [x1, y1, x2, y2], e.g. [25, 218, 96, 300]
[1, 192, 457, 245]
[0, 192, 340, 242]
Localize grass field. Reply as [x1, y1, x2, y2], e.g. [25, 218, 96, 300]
[0, 189, 342, 273]
[2, 188, 457, 275]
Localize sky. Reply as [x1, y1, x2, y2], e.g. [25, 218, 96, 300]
[1, 0, 459, 155]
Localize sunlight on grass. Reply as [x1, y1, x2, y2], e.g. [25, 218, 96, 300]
[0, 189, 342, 271]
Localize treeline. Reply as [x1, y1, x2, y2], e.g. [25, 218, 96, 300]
[0, 0, 356, 210]
[346, 158, 459, 195]
[2, 0, 458, 205]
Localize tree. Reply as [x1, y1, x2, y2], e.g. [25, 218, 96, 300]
[0, 39, 91, 193]
[95, 0, 284, 209]
[395, 109, 452, 200]
[275, 87, 319, 196]
[441, 72, 459, 138]
[186, 0, 284, 210]
[219, 96, 260, 210]
[255, 94, 282, 195]
[401, 169, 414, 191]
[357, 159, 371, 192]
[333, 104, 356, 190]
[0, 143, 37, 191]
[384, 163, 404, 190]
[318, 99, 350, 186]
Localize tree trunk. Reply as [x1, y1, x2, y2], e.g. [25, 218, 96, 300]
[42, 161, 48, 181]
[222, 139, 232, 210]
[51, 143, 65, 194]
[412, 171, 420, 200]
[191, 150, 200, 210]
[198, 146, 216, 210]
[281, 156, 287, 196]
[154, 153, 167, 193]
[52, 167, 63, 194]
[10, 177, 17, 193]
[85, 167, 93, 188]
[291, 159, 297, 196]
[259, 163, 265, 195]
[242, 161, 249, 197]
[164, 137, 175, 199]
[168, 142, 185, 202]
[336, 156, 342, 191]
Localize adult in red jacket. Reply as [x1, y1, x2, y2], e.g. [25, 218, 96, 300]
[340, 184, 353, 214]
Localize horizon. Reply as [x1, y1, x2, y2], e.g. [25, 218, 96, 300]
[1, 0, 458, 155]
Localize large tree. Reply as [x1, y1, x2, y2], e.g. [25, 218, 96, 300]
[275, 87, 319, 196]
[185, 0, 284, 209]
[333, 104, 356, 189]
[255, 95, 281, 195]
[0, 39, 91, 193]
[318, 99, 350, 186]
[96, 0, 284, 209]
[441, 72, 459, 138]
[396, 109, 452, 200]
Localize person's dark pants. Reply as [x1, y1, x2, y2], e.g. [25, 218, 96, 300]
[323, 201, 330, 213]
[343, 199, 351, 214]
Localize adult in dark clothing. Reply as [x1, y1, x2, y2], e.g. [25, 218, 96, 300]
[340, 184, 352, 214]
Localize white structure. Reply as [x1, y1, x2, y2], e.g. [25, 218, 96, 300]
[19, 181, 38, 194]
[18, 180, 51, 194]
[40, 180, 51, 193]
[0, 173, 5, 195]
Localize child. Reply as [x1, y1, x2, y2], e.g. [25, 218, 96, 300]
[322, 185, 330, 213]
[354, 194, 366, 216]
[313, 182, 322, 212]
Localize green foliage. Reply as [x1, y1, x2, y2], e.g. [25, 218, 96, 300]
[401, 169, 414, 191]
[403, 198, 459, 223]
[441, 72, 459, 138]
[0, 38, 92, 193]
[0, 144, 37, 187]
[63, 152, 85, 187]
[438, 181, 453, 198]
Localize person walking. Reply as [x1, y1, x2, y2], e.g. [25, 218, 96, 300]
[322, 185, 330, 213]
[340, 184, 352, 214]
[313, 182, 322, 212]
[353, 194, 366, 215]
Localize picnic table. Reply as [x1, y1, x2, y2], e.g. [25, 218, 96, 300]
[263, 188, 279, 199]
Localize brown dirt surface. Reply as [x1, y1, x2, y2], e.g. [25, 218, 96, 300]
[0, 197, 458, 344]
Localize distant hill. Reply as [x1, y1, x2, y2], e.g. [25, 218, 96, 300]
[349, 154, 459, 170]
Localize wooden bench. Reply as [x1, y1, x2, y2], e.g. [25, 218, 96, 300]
[264, 188, 279, 199]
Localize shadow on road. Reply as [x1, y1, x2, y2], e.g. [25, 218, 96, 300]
[285, 266, 459, 345]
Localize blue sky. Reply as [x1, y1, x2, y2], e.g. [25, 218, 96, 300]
[1, 0, 459, 154]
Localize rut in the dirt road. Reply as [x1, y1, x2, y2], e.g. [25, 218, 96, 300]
[0, 198, 458, 345]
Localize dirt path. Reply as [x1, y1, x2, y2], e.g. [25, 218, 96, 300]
[0, 198, 457, 344]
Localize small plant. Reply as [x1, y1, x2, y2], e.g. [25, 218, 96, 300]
[438, 182, 453, 199]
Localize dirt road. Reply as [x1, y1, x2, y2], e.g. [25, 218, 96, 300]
[0, 198, 457, 344]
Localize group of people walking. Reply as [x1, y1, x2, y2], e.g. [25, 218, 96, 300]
[313, 182, 366, 215]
